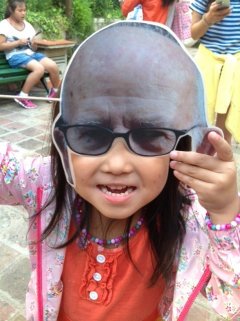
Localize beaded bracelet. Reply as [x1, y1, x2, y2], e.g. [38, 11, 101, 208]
[205, 212, 240, 231]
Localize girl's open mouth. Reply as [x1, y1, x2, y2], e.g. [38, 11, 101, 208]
[98, 185, 136, 196]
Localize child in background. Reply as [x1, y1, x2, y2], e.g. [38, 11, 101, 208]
[0, 21, 239, 321]
[0, 0, 60, 109]
[190, 0, 240, 145]
[120, 0, 175, 24]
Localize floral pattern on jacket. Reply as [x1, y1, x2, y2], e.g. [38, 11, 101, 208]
[0, 143, 239, 321]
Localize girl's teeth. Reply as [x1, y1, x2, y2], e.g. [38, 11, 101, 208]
[108, 185, 127, 190]
[100, 185, 134, 196]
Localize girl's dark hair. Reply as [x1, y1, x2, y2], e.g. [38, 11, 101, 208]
[4, 0, 25, 19]
[42, 102, 191, 284]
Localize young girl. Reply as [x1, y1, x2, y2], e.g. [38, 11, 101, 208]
[190, 0, 240, 145]
[0, 21, 239, 321]
[0, 0, 60, 109]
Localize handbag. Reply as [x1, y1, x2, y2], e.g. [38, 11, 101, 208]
[171, 0, 197, 47]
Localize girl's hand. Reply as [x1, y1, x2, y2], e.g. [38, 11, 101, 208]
[191, 1, 230, 41]
[170, 132, 240, 224]
[205, 1, 231, 25]
[17, 38, 29, 47]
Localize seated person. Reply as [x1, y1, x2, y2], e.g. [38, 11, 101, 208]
[0, 0, 60, 109]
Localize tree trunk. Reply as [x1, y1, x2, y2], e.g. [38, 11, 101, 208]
[65, 0, 72, 18]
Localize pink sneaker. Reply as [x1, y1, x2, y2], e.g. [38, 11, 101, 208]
[47, 88, 57, 102]
[14, 96, 37, 109]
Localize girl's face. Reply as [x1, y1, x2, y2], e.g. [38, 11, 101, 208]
[70, 143, 169, 220]
[11, 3, 26, 22]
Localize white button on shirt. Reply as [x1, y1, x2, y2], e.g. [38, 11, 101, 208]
[96, 254, 106, 264]
[89, 291, 98, 301]
[93, 272, 102, 282]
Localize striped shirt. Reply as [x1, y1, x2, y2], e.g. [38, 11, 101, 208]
[190, 0, 240, 54]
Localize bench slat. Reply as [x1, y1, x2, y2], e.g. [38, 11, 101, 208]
[0, 68, 29, 76]
[0, 68, 29, 77]
[0, 75, 33, 84]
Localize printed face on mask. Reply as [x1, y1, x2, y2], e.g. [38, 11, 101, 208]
[53, 22, 220, 189]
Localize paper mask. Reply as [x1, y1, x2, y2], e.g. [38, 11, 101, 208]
[52, 21, 222, 186]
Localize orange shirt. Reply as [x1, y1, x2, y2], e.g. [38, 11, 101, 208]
[58, 227, 165, 321]
[121, 0, 169, 24]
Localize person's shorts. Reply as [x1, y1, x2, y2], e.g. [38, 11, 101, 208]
[8, 52, 46, 68]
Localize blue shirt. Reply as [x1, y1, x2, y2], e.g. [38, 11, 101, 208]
[190, 0, 240, 54]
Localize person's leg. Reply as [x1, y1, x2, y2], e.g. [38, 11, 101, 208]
[21, 59, 45, 94]
[39, 57, 60, 89]
[215, 112, 232, 145]
[8, 54, 45, 108]
[8, 53, 45, 95]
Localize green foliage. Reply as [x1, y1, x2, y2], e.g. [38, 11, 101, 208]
[27, 8, 69, 40]
[0, 0, 6, 19]
[67, 0, 93, 42]
[27, 0, 53, 11]
[0, 0, 56, 15]
[90, 0, 122, 18]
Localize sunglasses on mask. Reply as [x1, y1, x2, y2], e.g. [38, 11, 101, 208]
[55, 121, 200, 157]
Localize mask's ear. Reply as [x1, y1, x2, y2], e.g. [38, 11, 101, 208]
[196, 127, 223, 156]
[52, 127, 74, 186]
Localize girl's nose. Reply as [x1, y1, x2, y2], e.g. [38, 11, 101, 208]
[101, 138, 134, 174]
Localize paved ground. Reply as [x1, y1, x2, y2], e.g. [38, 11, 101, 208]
[0, 47, 239, 321]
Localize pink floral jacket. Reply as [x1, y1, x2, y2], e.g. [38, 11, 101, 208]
[0, 143, 239, 321]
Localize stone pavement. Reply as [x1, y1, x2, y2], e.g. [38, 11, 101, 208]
[0, 49, 239, 321]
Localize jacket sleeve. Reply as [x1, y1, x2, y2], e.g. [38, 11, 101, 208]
[171, 186, 240, 320]
[121, 0, 141, 17]
[205, 223, 240, 319]
[0, 142, 51, 212]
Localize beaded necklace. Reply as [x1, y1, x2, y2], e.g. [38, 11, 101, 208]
[75, 197, 144, 249]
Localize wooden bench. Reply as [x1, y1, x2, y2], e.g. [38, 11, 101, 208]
[0, 51, 49, 93]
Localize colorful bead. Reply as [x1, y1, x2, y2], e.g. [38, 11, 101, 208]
[205, 212, 240, 231]
[76, 197, 144, 248]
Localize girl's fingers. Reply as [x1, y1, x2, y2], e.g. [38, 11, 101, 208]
[207, 131, 233, 162]
[169, 159, 236, 195]
[169, 131, 236, 191]
[169, 131, 238, 215]
[170, 158, 237, 206]
[170, 161, 221, 184]
[169, 150, 224, 174]
[170, 152, 217, 172]
[171, 167, 214, 192]
[170, 132, 233, 170]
